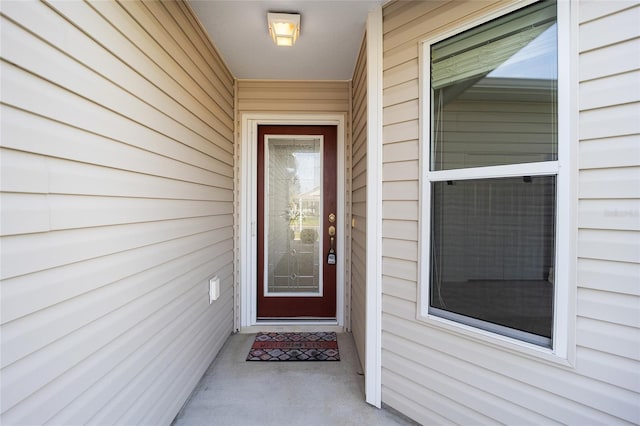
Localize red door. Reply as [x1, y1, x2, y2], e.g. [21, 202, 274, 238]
[257, 125, 337, 318]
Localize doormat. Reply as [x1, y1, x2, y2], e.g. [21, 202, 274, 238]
[246, 332, 340, 361]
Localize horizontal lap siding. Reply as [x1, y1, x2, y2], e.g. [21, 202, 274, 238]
[381, 1, 640, 425]
[576, 3, 640, 421]
[0, 1, 234, 425]
[351, 36, 367, 370]
[237, 80, 350, 113]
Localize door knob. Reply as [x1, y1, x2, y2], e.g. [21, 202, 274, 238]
[328, 225, 336, 236]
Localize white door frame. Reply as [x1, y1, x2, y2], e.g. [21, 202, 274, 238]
[239, 113, 346, 330]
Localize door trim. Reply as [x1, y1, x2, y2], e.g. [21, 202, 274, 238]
[239, 113, 346, 329]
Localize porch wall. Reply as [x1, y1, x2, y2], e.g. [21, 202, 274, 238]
[0, 1, 235, 424]
[237, 80, 350, 114]
[380, 1, 640, 424]
[351, 35, 368, 371]
[235, 80, 353, 328]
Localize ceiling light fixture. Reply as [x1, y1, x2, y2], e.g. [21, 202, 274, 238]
[267, 12, 300, 47]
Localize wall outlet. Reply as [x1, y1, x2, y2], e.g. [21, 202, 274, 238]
[209, 276, 220, 304]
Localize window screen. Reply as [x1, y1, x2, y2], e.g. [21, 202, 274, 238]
[430, 177, 556, 346]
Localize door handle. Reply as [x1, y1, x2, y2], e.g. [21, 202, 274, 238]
[327, 236, 336, 265]
[327, 213, 336, 264]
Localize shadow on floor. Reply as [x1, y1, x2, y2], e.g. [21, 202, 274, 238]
[172, 332, 413, 425]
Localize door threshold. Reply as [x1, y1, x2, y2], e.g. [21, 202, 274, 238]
[257, 317, 337, 322]
[240, 321, 343, 334]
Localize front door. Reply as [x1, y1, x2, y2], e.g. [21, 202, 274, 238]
[257, 125, 337, 318]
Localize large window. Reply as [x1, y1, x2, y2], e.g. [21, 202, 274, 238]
[421, 1, 562, 348]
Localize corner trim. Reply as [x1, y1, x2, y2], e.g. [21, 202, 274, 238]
[365, 5, 383, 409]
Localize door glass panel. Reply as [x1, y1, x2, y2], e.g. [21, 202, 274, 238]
[265, 136, 322, 295]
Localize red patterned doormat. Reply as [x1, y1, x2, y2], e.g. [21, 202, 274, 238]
[246, 332, 340, 361]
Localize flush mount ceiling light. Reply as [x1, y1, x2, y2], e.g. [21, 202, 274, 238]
[267, 12, 300, 47]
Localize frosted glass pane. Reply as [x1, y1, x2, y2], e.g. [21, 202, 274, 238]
[266, 137, 321, 294]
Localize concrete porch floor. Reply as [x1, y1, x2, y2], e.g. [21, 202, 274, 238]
[172, 332, 414, 425]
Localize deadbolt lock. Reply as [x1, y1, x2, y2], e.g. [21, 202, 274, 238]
[328, 225, 336, 236]
[328, 213, 336, 223]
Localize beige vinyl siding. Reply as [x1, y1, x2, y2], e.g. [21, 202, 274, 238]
[0, 1, 234, 425]
[380, 1, 640, 425]
[237, 80, 350, 113]
[576, 0, 640, 403]
[351, 35, 368, 370]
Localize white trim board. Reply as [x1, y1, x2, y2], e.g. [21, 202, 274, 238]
[239, 113, 347, 330]
[239, 324, 343, 334]
[365, 5, 383, 409]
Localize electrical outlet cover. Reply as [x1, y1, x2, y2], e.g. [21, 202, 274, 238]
[209, 276, 220, 303]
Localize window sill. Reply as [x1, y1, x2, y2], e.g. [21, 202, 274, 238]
[416, 310, 575, 369]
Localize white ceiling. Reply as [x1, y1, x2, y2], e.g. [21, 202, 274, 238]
[188, 1, 383, 80]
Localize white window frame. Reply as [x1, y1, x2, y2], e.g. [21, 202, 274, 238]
[417, 0, 577, 365]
